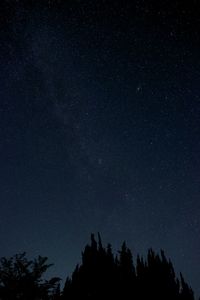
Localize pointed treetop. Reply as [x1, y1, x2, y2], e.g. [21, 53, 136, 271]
[91, 233, 97, 250]
[98, 232, 103, 250]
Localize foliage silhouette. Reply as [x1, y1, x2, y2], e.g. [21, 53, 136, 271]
[0, 234, 195, 299]
[0, 252, 60, 300]
[62, 233, 195, 300]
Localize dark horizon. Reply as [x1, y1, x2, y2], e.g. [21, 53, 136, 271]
[0, 0, 200, 297]
[0, 233, 195, 299]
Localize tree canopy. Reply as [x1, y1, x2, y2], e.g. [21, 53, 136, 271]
[62, 234, 194, 300]
[0, 234, 195, 299]
[0, 252, 60, 300]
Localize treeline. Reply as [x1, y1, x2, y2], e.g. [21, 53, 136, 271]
[0, 234, 195, 299]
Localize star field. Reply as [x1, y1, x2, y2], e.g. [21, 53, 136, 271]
[0, 0, 200, 296]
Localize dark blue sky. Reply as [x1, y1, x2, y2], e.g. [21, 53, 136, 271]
[0, 0, 200, 296]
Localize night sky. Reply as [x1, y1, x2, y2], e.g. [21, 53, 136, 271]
[0, 0, 200, 296]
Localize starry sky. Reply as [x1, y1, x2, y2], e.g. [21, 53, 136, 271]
[0, 0, 200, 296]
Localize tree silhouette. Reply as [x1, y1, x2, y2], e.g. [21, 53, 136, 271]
[0, 252, 60, 300]
[117, 241, 136, 297]
[62, 234, 195, 300]
[180, 273, 194, 300]
[0, 235, 195, 299]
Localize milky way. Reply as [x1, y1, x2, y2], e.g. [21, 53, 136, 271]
[0, 0, 200, 296]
